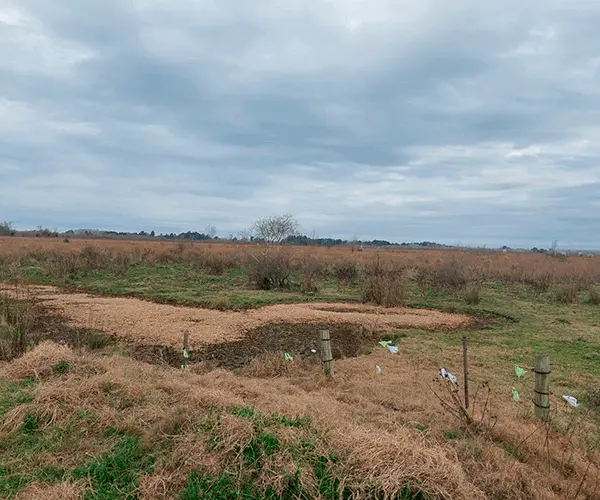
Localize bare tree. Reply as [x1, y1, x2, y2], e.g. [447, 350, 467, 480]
[0, 221, 16, 236]
[205, 224, 218, 239]
[252, 213, 299, 244]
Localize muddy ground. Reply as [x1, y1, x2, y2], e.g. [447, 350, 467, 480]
[14, 305, 381, 370]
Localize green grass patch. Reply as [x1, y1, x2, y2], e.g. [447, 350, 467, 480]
[0, 379, 36, 418]
[72, 436, 155, 500]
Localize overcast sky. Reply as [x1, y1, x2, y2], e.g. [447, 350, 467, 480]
[1, 1, 600, 248]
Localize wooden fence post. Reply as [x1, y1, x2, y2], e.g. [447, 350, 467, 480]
[320, 329, 334, 377]
[533, 355, 550, 421]
[462, 336, 469, 410]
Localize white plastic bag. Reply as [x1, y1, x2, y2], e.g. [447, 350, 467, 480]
[562, 395, 579, 407]
[440, 368, 457, 384]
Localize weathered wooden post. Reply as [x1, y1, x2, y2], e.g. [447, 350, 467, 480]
[533, 355, 551, 421]
[320, 329, 334, 377]
[462, 336, 469, 410]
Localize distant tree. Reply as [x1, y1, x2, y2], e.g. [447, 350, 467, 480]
[252, 213, 299, 244]
[0, 221, 15, 236]
[205, 225, 217, 239]
[150, 230, 155, 237]
[35, 225, 58, 237]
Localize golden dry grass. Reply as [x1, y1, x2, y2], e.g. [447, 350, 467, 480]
[1, 342, 599, 499]
[16, 481, 82, 500]
[2, 236, 599, 284]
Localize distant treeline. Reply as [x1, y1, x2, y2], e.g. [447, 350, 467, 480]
[4, 227, 455, 248]
[4, 222, 591, 254]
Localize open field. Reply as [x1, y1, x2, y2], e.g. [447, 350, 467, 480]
[1, 237, 600, 499]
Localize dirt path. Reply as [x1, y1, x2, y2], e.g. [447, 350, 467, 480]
[2, 285, 473, 350]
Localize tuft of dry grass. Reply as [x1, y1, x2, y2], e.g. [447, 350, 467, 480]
[0, 340, 75, 381]
[16, 482, 82, 500]
[0, 343, 599, 499]
[0, 287, 41, 361]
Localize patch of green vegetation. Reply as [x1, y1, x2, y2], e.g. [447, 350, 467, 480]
[20, 411, 41, 434]
[72, 436, 155, 500]
[0, 379, 36, 418]
[0, 470, 26, 499]
[85, 331, 112, 350]
[444, 430, 463, 440]
[0, 421, 80, 498]
[52, 360, 70, 374]
[21, 261, 356, 310]
[500, 441, 527, 463]
[187, 406, 425, 499]
[34, 466, 67, 483]
[178, 471, 259, 500]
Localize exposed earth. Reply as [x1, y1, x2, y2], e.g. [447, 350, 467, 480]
[2, 284, 475, 369]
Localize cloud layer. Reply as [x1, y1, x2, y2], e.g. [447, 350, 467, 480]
[2, 0, 600, 248]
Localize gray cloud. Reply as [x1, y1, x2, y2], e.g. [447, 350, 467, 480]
[2, 0, 600, 248]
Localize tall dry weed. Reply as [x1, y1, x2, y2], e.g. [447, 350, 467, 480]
[0, 288, 40, 361]
[361, 258, 406, 307]
[332, 260, 359, 285]
[248, 250, 293, 290]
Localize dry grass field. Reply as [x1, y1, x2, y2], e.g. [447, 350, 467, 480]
[1, 237, 600, 499]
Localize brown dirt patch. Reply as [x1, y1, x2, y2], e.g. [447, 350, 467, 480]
[2, 285, 473, 349]
[2, 284, 478, 370]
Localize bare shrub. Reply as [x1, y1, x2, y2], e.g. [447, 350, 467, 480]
[414, 268, 431, 296]
[49, 254, 81, 281]
[203, 253, 228, 275]
[0, 292, 40, 361]
[555, 284, 579, 304]
[80, 245, 107, 271]
[586, 286, 600, 305]
[109, 251, 135, 276]
[300, 272, 319, 294]
[431, 259, 467, 294]
[361, 258, 406, 307]
[523, 272, 554, 294]
[333, 260, 358, 285]
[248, 251, 292, 290]
[297, 256, 325, 294]
[464, 284, 481, 305]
